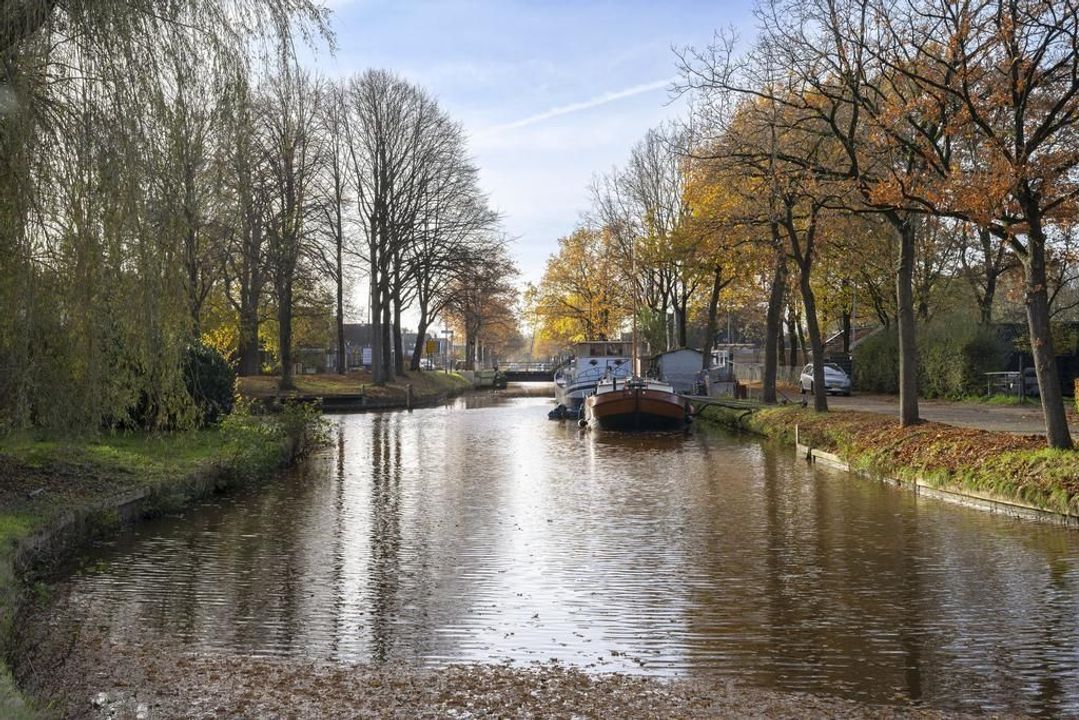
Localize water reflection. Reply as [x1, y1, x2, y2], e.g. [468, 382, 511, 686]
[43, 395, 1079, 715]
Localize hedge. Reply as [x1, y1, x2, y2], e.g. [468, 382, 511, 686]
[854, 317, 1006, 398]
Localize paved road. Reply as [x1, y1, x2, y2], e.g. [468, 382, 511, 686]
[825, 393, 1076, 435]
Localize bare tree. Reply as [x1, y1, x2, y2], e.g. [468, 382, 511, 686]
[591, 126, 691, 351]
[445, 244, 519, 371]
[262, 64, 324, 391]
[220, 71, 271, 377]
[404, 149, 500, 371]
[314, 80, 354, 375]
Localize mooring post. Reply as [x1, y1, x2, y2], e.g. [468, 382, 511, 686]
[406, 383, 413, 410]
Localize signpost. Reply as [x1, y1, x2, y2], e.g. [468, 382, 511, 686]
[424, 338, 438, 370]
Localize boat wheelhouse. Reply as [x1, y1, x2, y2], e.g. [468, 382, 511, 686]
[553, 341, 634, 410]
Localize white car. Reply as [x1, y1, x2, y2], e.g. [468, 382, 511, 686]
[800, 362, 851, 395]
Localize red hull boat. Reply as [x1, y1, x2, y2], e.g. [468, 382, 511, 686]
[583, 378, 689, 431]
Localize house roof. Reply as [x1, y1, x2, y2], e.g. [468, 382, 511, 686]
[824, 326, 881, 352]
[650, 347, 703, 361]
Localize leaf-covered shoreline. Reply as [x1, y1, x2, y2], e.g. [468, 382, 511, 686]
[700, 405, 1079, 517]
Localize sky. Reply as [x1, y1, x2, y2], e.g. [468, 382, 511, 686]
[308, 0, 755, 315]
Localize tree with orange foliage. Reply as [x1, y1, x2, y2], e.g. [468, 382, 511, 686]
[681, 142, 781, 396]
[533, 226, 629, 345]
[867, 0, 1079, 448]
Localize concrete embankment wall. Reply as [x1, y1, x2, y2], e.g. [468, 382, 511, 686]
[257, 376, 474, 413]
[696, 404, 1079, 529]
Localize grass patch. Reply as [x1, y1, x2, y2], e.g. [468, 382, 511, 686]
[0, 516, 34, 548]
[977, 393, 1026, 406]
[0, 665, 34, 720]
[699, 404, 1079, 516]
[0, 428, 232, 475]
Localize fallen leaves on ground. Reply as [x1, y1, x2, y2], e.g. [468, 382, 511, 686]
[752, 407, 1079, 506]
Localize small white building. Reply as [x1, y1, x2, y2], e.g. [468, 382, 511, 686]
[649, 348, 705, 394]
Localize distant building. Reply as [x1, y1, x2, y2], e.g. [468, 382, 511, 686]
[293, 347, 330, 375]
[329, 323, 443, 370]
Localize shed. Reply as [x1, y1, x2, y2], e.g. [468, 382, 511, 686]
[649, 348, 704, 393]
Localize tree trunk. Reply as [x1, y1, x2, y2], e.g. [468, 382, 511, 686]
[977, 228, 998, 325]
[465, 329, 476, 371]
[677, 290, 688, 348]
[701, 266, 723, 372]
[278, 279, 294, 391]
[1020, 204, 1073, 449]
[392, 292, 404, 376]
[895, 219, 920, 427]
[184, 227, 201, 336]
[916, 301, 929, 322]
[381, 289, 394, 382]
[763, 239, 787, 404]
[796, 311, 807, 368]
[777, 325, 786, 373]
[979, 277, 997, 325]
[411, 311, 429, 371]
[841, 308, 851, 355]
[786, 305, 799, 368]
[370, 260, 384, 384]
[237, 302, 260, 376]
[799, 267, 827, 412]
[783, 208, 826, 412]
[664, 290, 673, 352]
[335, 214, 346, 375]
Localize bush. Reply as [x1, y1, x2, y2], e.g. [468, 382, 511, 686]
[853, 327, 899, 394]
[919, 318, 1005, 399]
[853, 317, 1006, 398]
[183, 342, 235, 425]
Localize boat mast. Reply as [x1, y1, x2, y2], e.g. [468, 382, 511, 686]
[630, 232, 640, 378]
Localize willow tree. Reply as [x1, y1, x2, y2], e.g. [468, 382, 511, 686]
[0, 1, 328, 429]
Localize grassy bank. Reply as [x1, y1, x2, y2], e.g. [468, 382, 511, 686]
[0, 409, 314, 718]
[239, 370, 472, 406]
[698, 404, 1079, 516]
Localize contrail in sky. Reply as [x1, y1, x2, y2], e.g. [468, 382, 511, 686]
[487, 77, 675, 133]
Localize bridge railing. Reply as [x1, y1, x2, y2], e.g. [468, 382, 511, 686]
[501, 362, 556, 373]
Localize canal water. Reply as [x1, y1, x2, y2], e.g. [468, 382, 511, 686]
[38, 392, 1079, 715]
